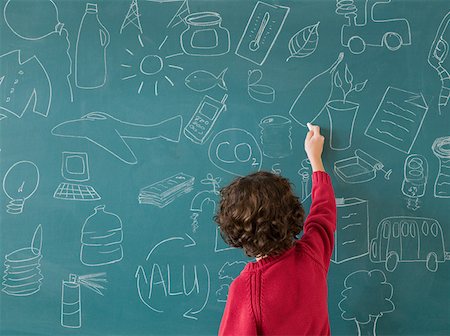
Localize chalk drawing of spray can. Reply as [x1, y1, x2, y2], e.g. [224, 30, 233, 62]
[432, 136, 450, 198]
[61, 274, 81, 328]
[259, 115, 292, 159]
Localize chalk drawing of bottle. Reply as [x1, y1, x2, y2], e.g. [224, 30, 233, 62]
[80, 205, 123, 266]
[75, 3, 110, 89]
[61, 272, 106, 328]
[432, 136, 450, 198]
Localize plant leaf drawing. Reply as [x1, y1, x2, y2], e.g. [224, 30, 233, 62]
[286, 22, 320, 62]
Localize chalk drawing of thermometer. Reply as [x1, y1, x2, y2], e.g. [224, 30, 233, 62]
[249, 12, 270, 51]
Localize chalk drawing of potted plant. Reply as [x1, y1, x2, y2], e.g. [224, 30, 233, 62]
[326, 65, 367, 150]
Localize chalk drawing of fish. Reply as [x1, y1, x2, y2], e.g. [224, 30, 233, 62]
[185, 68, 228, 92]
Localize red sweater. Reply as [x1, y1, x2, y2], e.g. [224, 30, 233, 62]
[218, 171, 336, 336]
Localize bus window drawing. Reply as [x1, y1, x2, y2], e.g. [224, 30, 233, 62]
[335, 0, 411, 55]
[338, 269, 395, 336]
[120, 0, 143, 34]
[180, 12, 230, 56]
[370, 217, 450, 272]
[334, 149, 392, 184]
[51, 112, 183, 165]
[364, 87, 428, 154]
[259, 115, 292, 159]
[75, 3, 110, 89]
[332, 198, 369, 264]
[53, 152, 101, 201]
[216, 261, 247, 302]
[80, 205, 123, 267]
[2, 224, 43, 296]
[208, 128, 263, 177]
[3, 0, 73, 101]
[248, 69, 275, 104]
[135, 234, 210, 320]
[235, 1, 290, 66]
[298, 159, 312, 201]
[61, 273, 106, 328]
[139, 173, 195, 208]
[121, 34, 184, 96]
[428, 12, 450, 115]
[432, 136, 450, 198]
[3, 160, 40, 215]
[289, 53, 344, 127]
[184, 94, 228, 145]
[327, 65, 367, 151]
[401, 154, 428, 211]
[0, 50, 52, 119]
[286, 22, 320, 62]
[185, 68, 228, 93]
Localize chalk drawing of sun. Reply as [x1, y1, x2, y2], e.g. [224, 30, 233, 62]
[121, 35, 183, 96]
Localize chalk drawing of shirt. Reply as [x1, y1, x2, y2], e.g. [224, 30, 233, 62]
[0, 50, 52, 118]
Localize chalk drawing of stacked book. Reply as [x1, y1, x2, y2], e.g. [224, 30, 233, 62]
[2, 225, 43, 296]
[138, 173, 195, 208]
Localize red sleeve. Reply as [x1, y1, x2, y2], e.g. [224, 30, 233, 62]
[300, 171, 336, 272]
[218, 277, 258, 336]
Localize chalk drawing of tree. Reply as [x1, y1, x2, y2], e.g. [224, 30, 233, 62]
[338, 269, 395, 336]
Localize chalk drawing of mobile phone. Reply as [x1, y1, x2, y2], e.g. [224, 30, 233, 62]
[184, 94, 228, 144]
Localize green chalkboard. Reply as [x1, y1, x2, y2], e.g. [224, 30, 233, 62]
[1, 0, 449, 335]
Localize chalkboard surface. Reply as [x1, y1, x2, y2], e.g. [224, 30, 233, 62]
[1, 0, 449, 335]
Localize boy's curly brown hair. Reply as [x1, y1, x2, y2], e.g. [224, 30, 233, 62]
[214, 171, 305, 258]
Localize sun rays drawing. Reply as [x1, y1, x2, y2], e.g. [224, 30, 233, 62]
[121, 35, 183, 96]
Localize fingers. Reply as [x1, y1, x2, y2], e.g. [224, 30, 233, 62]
[306, 123, 321, 137]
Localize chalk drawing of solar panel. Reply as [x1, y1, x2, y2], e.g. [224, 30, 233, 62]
[365, 87, 428, 154]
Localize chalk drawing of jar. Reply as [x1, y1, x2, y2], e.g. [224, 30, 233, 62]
[432, 136, 450, 198]
[180, 12, 230, 56]
[259, 115, 292, 158]
[326, 100, 359, 151]
[80, 205, 123, 266]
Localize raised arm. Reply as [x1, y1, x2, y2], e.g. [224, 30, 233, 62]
[300, 124, 337, 272]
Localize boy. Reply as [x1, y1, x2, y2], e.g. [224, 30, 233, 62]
[215, 123, 336, 335]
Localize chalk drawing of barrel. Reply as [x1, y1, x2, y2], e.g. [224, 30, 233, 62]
[259, 115, 292, 158]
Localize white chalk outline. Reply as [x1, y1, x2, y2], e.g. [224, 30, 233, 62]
[51, 112, 183, 165]
[3, 160, 40, 215]
[259, 115, 292, 158]
[338, 269, 395, 336]
[180, 12, 230, 57]
[166, 0, 190, 28]
[369, 216, 450, 272]
[401, 154, 428, 210]
[286, 21, 320, 62]
[297, 158, 312, 202]
[428, 12, 450, 115]
[432, 136, 450, 198]
[135, 234, 210, 320]
[2, 224, 43, 296]
[334, 149, 392, 184]
[0, 50, 52, 118]
[80, 205, 123, 267]
[332, 197, 369, 264]
[120, 0, 143, 34]
[248, 69, 275, 104]
[185, 68, 228, 93]
[208, 128, 263, 177]
[75, 3, 110, 89]
[336, 0, 411, 55]
[184, 94, 228, 145]
[289, 52, 344, 127]
[364, 86, 428, 154]
[235, 1, 290, 66]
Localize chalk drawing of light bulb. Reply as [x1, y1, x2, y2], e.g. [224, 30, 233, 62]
[3, 0, 64, 40]
[2, 161, 40, 215]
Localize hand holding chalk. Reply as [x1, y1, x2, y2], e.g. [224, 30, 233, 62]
[305, 123, 325, 172]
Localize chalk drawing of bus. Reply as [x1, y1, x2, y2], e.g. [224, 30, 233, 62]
[370, 217, 450, 272]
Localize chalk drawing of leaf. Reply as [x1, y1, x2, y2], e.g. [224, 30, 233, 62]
[286, 22, 320, 62]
